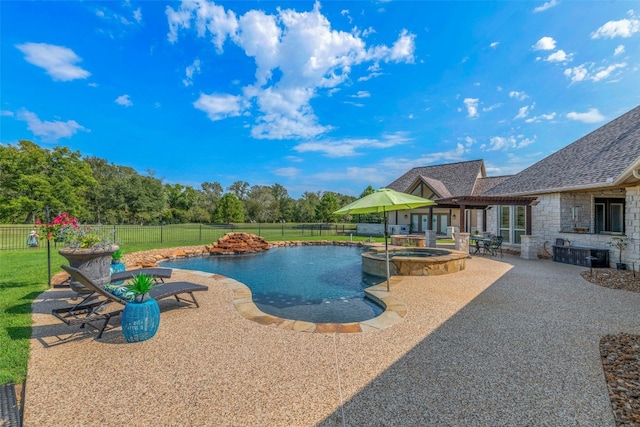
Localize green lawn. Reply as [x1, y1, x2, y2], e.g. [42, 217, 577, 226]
[1, 233, 453, 385]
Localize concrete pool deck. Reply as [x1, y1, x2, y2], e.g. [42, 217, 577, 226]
[24, 254, 640, 426]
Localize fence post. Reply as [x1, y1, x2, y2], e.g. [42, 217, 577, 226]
[45, 206, 51, 287]
[113, 224, 117, 243]
[199, 224, 202, 242]
[282, 222, 284, 237]
[160, 223, 163, 243]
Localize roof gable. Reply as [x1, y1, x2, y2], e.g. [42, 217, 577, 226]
[387, 159, 485, 198]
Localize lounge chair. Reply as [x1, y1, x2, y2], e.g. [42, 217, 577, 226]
[52, 265, 208, 339]
[110, 267, 173, 284]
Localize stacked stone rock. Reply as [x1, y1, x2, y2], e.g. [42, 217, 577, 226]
[207, 233, 271, 255]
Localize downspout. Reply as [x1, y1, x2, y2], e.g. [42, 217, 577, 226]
[633, 169, 640, 180]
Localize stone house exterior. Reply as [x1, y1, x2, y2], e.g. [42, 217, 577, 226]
[386, 105, 640, 268]
[483, 105, 640, 267]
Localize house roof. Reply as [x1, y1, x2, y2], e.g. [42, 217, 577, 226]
[419, 176, 452, 199]
[485, 105, 640, 196]
[387, 159, 485, 199]
[472, 175, 512, 196]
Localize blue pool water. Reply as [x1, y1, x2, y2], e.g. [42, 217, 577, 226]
[162, 245, 385, 323]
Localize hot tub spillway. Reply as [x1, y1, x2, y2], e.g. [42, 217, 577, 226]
[361, 248, 467, 277]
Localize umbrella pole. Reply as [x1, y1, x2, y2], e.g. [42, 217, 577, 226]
[385, 208, 390, 292]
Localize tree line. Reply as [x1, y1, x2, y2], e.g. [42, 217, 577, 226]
[0, 140, 382, 225]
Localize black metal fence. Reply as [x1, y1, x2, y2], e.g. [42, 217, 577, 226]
[0, 223, 359, 251]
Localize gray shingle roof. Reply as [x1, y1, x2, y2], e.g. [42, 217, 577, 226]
[473, 175, 512, 196]
[387, 159, 484, 198]
[420, 176, 452, 198]
[486, 105, 640, 196]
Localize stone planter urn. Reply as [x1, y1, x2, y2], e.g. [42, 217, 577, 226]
[59, 245, 119, 294]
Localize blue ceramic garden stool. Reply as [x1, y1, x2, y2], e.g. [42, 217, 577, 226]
[121, 298, 160, 343]
[110, 261, 126, 284]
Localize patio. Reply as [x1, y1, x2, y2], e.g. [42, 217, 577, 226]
[23, 255, 640, 426]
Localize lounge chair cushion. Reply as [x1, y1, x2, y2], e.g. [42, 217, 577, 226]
[103, 284, 135, 302]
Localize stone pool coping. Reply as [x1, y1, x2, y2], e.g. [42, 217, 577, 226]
[177, 268, 408, 333]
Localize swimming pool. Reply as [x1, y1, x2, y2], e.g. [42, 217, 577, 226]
[162, 245, 385, 323]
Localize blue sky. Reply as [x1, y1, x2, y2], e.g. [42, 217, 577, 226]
[1, 1, 639, 198]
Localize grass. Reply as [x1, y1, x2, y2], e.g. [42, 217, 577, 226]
[0, 248, 64, 384]
[0, 232, 450, 385]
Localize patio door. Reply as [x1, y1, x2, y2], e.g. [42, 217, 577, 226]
[411, 214, 430, 232]
[435, 214, 448, 234]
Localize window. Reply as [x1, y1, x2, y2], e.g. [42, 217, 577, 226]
[594, 198, 625, 233]
[410, 182, 436, 200]
[514, 206, 526, 244]
[498, 205, 527, 244]
[499, 206, 510, 243]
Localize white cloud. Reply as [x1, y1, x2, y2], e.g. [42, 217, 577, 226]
[533, 0, 559, 13]
[15, 43, 90, 81]
[461, 136, 475, 147]
[533, 36, 556, 51]
[490, 41, 499, 48]
[482, 103, 502, 112]
[352, 91, 371, 98]
[193, 93, 245, 121]
[133, 8, 142, 23]
[311, 143, 466, 186]
[1, 110, 14, 117]
[545, 49, 571, 62]
[509, 90, 529, 101]
[486, 135, 536, 151]
[115, 94, 133, 107]
[166, 1, 415, 140]
[525, 112, 556, 123]
[293, 132, 412, 158]
[183, 58, 201, 87]
[592, 62, 627, 81]
[614, 45, 625, 56]
[566, 108, 605, 123]
[591, 15, 640, 39]
[564, 62, 627, 83]
[463, 98, 479, 118]
[16, 109, 86, 142]
[564, 64, 589, 82]
[514, 105, 531, 120]
[274, 167, 300, 178]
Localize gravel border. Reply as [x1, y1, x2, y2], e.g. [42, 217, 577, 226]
[582, 269, 640, 427]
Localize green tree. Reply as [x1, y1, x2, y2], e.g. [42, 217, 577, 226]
[245, 185, 277, 222]
[227, 181, 249, 201]
[213, 193, 244, 223]
[0, 141, 95, 223]
[164, 184, 197, 223]
[84, 157, 126, 224]
[198, 181, 223, 221]
[294, 191, 320, 222]
[315, 192, 339, 223]
[272, 183, 294, 222]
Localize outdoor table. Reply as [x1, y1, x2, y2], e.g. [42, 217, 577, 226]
[469, 236, 490, 255]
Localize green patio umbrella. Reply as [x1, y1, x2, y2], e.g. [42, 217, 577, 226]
[334, 188, 436, 291]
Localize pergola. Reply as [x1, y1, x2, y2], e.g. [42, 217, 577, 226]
[431, 195, 538, 235]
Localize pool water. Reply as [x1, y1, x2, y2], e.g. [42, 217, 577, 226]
[162, 246, 385, 323]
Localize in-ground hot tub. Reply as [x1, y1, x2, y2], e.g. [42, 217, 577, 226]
[362, 248, 467, 277]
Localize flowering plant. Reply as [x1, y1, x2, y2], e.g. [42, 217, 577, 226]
[36, 212, 115, 249]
